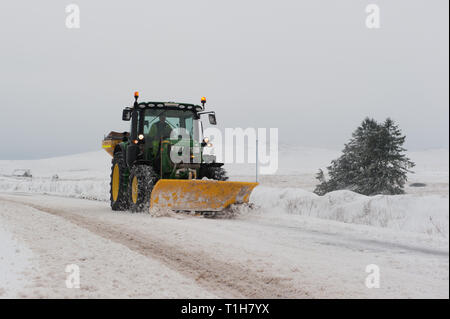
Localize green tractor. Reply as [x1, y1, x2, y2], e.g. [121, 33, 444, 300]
[102, 92, 257, 213]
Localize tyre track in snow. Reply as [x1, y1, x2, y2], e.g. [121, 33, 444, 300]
[0, 196, 306, 298]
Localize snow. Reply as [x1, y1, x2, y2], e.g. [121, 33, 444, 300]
[0, 151, 111, 201]
[252, 187, 449, 238]
[223, 144, 341, 176]
[0, 225, 33, 298]
[0, 146, 447, 237]
[0, 145, 448, 298]
[0, 199, 215, 298]
[0, 151, 109, 180]
[0, 193, 447, 298]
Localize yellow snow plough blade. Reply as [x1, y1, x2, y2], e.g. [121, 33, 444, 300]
[150, 179, 258, 212]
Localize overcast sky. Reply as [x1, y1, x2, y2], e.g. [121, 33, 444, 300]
[0, 0, 448, 159]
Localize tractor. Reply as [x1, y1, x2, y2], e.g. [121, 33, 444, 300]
[102, 92, 258, 213]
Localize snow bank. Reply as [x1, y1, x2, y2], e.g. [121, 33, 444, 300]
[0, 177, 110, 201]
[251, 187, 449, 239]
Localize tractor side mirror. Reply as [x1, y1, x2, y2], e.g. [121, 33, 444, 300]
[122, 108, 132, 121]
[208, 113, 217, 125]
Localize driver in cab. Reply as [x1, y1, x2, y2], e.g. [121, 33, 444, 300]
[148, 114, 173, 140]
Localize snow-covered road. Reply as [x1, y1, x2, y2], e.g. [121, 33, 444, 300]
[0, 193, 448, 298]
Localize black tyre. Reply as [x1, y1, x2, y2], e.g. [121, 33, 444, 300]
[199, 166, 228, 181]
[128, 165, 157, 212]
[110, 152, 129, 211]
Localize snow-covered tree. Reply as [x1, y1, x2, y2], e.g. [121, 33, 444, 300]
[314, 118, 415, 196]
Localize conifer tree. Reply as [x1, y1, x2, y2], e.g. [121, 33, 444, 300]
[314, 118, 415, 196]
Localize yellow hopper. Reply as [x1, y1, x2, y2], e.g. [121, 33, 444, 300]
[150, 179, 258, 212]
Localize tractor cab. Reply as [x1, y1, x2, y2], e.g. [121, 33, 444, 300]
[119, 92, 217, 179]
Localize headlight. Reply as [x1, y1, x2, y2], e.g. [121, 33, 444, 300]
[203, 137, 209, 143]
[138, 134, 145, 140]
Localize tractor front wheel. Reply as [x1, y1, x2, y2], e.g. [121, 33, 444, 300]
[128, 165, 157, 212]
[199, 166, 228, 181]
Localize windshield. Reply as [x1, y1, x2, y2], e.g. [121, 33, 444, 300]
[142, 109, 199, 141]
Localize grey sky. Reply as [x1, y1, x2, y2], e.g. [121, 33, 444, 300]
[0, 0, 448, 159]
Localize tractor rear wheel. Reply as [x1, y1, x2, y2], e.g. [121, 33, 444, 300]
[128, 165, 157, 212]
[110, 152, 129, 211]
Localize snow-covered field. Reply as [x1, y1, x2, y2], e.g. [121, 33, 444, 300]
[0, 146, 448, 298]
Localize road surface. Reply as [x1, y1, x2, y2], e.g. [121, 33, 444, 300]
[0, 193, 448, 298]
